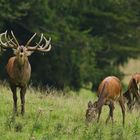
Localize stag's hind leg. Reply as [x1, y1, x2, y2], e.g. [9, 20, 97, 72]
[10, 84, 17, 114]
[119, 96, 125, 126]
[20, 86, 26, 115]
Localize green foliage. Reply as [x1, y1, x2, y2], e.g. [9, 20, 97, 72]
[0, 0, 140, 90]
[0, 0, 32, 21]
[1, 85, 140, 139]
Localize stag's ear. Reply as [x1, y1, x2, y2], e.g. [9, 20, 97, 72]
[26, 51, 34, 56]
[13, 48, 17, 55]
[88, 101, 93, 108]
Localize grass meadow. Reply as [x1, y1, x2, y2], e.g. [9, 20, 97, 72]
[0, 84, 140, 140]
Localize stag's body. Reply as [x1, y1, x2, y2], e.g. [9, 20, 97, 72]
[0, 31, 51, 115]
[86, 76, 125, 125]
[123, 73, 140, 111]
[7, 56, 31, 86]
[6, 56, 31, 115]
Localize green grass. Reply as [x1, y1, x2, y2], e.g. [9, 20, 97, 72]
[0, 85, 140, 140]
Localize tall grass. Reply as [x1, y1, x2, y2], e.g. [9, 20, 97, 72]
[0, 85, 140, 140]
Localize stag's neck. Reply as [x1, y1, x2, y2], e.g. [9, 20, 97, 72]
[6, 56, 31, 86]
[15, 57, 28, 68]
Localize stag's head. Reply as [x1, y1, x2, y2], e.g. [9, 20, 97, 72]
[85, 101, 98, 123]
[0, 31, 51, 65]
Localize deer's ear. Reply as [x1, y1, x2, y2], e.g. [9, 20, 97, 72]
[93, 101, 98, 107]
[26, 51, 34, 56]
[88, 101, 93, 108]
[13, 49, 17, 55]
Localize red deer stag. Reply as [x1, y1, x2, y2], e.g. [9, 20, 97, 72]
[86, 76, 125, 126]
[123, 73, 140, 111]
[0, 31, 51, 115]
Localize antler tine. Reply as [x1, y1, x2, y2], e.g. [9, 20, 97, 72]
[0, 31, 20, 49]
[0, 31, 8, 47]
[4, 31, 14, 48]
[43, 37, 51, 49]
[39, 36, 51, 52]
[7, 35, 17, 46]
[25, 33, 37, 48]
[11, 31, 19, 47]
[35, 33, 44, 48]
[38, 33, 44, 44]
[34, 44, 52, 52]
[27, 33, 43, 50]
[27, 34, 52, 52]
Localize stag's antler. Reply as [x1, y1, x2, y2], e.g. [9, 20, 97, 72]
[26, 33, 51, 52]
[0, 31, 52, 52]
[0, 31, 19, 49]
[25, 33, 37, 48]
[11, 31, 20, 47]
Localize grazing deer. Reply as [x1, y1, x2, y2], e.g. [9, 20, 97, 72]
[86, 76, 125, 126]
[123, 73, 140, 111]
[0, 31, 51, 115]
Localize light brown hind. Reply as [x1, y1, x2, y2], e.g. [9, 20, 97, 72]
[123, 73, 140, 111]
[86, 76, 125, 126]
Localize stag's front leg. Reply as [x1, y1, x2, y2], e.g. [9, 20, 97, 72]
[20, 86, 26, 115]
[10, 85, 17, 114]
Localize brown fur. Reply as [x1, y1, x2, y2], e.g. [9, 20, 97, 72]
[123, 73, 140, 111]
[6, 47, 31, 115]
[86, 76, 125, 126]
[0, 31, 51, 115]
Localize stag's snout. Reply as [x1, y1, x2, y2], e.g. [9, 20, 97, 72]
[20, 48, 23, 53]
[19, 53, 24, 57]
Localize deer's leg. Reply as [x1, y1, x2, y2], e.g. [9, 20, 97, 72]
[106, 102, 114, 124]
[110, 102, 115, 124]
[128, 97, 135, 112]
[127, 100, 133, 111]
[119, 97, 125, 126]
[20, 86, 26, 115]
[10, 84, 17, 114]
[97, 107, 102, 123]
[124, 90, 133, 111]
[106, 111, 110, 124]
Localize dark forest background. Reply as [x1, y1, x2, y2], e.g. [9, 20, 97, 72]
[0, 0, 140, 91]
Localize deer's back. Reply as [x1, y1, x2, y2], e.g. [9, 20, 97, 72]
[97, 76, 122, 100]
